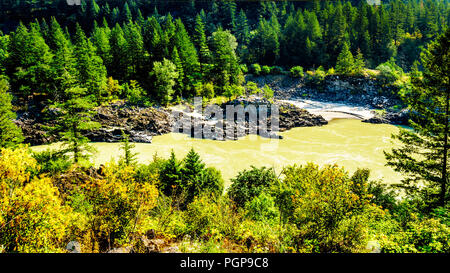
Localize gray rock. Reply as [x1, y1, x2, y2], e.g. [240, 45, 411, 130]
[66, 241, 82, 253]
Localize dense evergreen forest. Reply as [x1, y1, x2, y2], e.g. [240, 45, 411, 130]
[0, 0, 449, 103]
[1, 1, 450, 254]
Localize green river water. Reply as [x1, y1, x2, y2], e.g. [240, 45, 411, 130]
[31, 118, 404, 187]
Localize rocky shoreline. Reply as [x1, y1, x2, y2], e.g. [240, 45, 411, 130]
[247, 74, 410, 125]
[15, 98, 328, 145]
[14, 75, 410, 145]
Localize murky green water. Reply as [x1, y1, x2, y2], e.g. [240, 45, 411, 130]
[31, 119, 403, 186]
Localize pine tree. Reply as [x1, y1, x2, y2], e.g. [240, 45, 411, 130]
[7, 23, 54, 99]
[304, 10, 323, 66]
[48, 18, 78, 101]
[171, 47, 184, 98]
[0, 31, 7, 74]
[234, 9, 250, 58]
[91, 23, 112, 74]
[193, 14, 211, 68]
[46, 86, 100, 163]
[250, 18, 280, 65]
[73, 24, 107, 102]
[354, 1, 371, 58]
[159, 150, 183, 196]
[122, 2, 133, 23]
[210, 29, 240, 88]
[123, 21, 147, 82]
[385, 29, 450, 207]
[0, 78, 23, 148]
[182, 148, 205, 182]
[327, 3, 349, 66]
[354, 48, 365, 75]
[281, 11, 306, 66]
[173, 19, 200, 94]
[182, 148, 206, 203]
[335, 42, 354, 75]
[120, 131, 137, 166]
[109, 24, 129, 81]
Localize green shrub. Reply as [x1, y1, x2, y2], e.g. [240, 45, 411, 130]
[261, 65, 271, 75]
[262, 84, 274, 99]
[245, 81, 259, 95]
[290, 66, 304, 78]
[240, 64, 248, 74]
[199, 167, 225, 199]
[245, 192, 280, 223]
[305, 67, 326, 85]
[270, 66, 283, 75]
[159, 149, 224, 206]
[249, 64, 261, 75]
[376, 59, 404, 83]
[379, 217, 450, 253]
[277, 163, 384, 252]
[227, 166, 278, 208]
[123, 80, 144, 105]
[134, 153, 165, 183]
[185, 195, 241, 239]
[32, 149, 71, 174]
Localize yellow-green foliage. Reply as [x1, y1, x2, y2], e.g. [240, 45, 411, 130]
[75, 161, 159, 251]
[377, 213, 450, 253]
[185, 194, 241, 241]
[0, 147, 74, 253]
[279, 163, 384, 252]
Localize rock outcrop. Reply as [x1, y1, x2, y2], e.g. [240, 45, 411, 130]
[171, 97, 327, 140]
[15, 101, 173, 145]
[246, 74, 409, 125]
[362, 109, 409, 125]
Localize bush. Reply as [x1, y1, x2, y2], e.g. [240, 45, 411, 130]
[245, 192, 280, 223]
[290, 66, 304, 78]
[32, 149, 72, 175]
[249, 64, 261, 76]
[240, 64, 248, 74]
[326, 67, 336, 76]
[376, 59, 404, 83]
[0, 147, 75, 252]
[75, 162, 159, 251]
[379, 216, 450, 253]
[227, 166, 278, 208]
[262, 84, 274, 99]
[270, 66, 283, 75]
[159, 149, 224, 206]
[185, 195, 241, 240]
[199, 167, 224, 199]
[245, 81, 259, 95]
[261, 65, 271, 75]
[305, 66, 326, 85]
[124, 80, 144, 105]
[276, 163, 384, 252]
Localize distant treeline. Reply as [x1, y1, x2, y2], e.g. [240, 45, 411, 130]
[1, 1, 449, 68]
[0, 0, 449, 104]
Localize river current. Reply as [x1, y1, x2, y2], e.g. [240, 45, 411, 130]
[31, 118, 404, 187]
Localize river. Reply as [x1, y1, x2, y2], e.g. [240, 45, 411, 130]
[31, 118, 404, 187]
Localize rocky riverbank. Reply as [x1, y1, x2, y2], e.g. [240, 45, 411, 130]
[172, 97, 327, 140]
[15, 101, 173, 145]
[246, 74, 409, 125]
[15, 98, 328, 145]
[14, 75, 411, 145]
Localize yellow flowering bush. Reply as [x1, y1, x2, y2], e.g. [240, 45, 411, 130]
[75, 161, 158, 252]
[278, 163, 383, 252]
[1, 147, 74, 252]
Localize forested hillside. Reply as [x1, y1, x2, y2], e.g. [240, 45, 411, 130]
[1, 1, 450, 254]
[0, 0, 449, 104]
